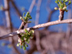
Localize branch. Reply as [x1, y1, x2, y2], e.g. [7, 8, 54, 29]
[28, 0, 36, 13]
[0, 19, 72, 39]
[44, 9, 56, 30]
[10, 0, 22, 16]
[25, 0, 36, 28]
[35, 0, 42, 25]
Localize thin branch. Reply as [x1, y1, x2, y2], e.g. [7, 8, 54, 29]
[10, 0, 22, 16]
[0, 19, 72, 39]
[44, 9, 56, 30]
[28, 0, 36, 13]
[4, 0, 21, 54]
[59, 9, 64, 21]
[25, 0, 36, 28]
[35, 30, 41, 51]
[35, 0, 42, 25]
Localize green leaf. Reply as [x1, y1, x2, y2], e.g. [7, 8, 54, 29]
[24, 17, 28, 21]
[23, 47, 26, 50]
[58, 4, 60, 7]
[25, 44, 28, 47]
[24, 29, 28, 33]
[27, 39, 30, 43]
[61, 4, 64, 8]
[29, 16, 32, 19]
[23, 13, 25, 18]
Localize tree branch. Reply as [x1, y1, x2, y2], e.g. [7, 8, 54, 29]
[0, 19, 72, 39]
[35, 0, 42, 25]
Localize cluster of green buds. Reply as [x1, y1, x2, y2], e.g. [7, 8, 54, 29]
[20, 12, 32, 23]
[17, 29, 34, 50]
[54, 0, 71, 12]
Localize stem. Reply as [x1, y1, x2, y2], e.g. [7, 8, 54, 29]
[1, 19, 72, 39]
[59, 9, 64, 21]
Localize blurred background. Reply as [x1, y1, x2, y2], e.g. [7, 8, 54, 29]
[0, 0, 72, 54]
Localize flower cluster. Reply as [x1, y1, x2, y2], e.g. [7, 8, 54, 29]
[54, 0, 71, 12]
[17, 29, 34, 50]
[20, 12, 32, 23]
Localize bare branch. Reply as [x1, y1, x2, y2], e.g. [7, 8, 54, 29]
[35, 0, 42, 25]
[0, 19, 72, 39]
[10, 0, 22, 16]
[25, 0, 36, 28]
[44, 9, 56, 30]
[28, 0, 36, 13]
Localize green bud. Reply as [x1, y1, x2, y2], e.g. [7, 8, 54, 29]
[24, 29, 28, 33]
[31, 30, 34, 34]
[65, 0, 68, 2]
[25, 44, 28, 47]
[68, 1, 71, 5]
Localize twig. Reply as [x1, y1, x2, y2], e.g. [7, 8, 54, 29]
[25, 0, 36, 28]
[35, 0, 42, 25]
[35, 30, 41, 51]
[59, 9, 64, 21]
[28, 0, 36, 13]
[44, 9, 56, 30]
[10, 0, 24, 16]
[0, 19, 72, 39]
[4, 0, 21, 54]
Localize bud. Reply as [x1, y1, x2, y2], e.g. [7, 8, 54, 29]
[68, 1, 71, 5]
[17, 43, 20, 46]
[20, 16, 23, 20]
[63, 7, 67, 10]
[23, 46, 26, 50]
[18, 38, 21, 42]
[54, 7, 58, 10]
[65, 0, 68, 2]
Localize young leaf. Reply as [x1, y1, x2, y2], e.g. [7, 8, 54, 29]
[23, 46, 26, 50]
[24, 29, 28, 33]
[25, 44, 28, 47]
